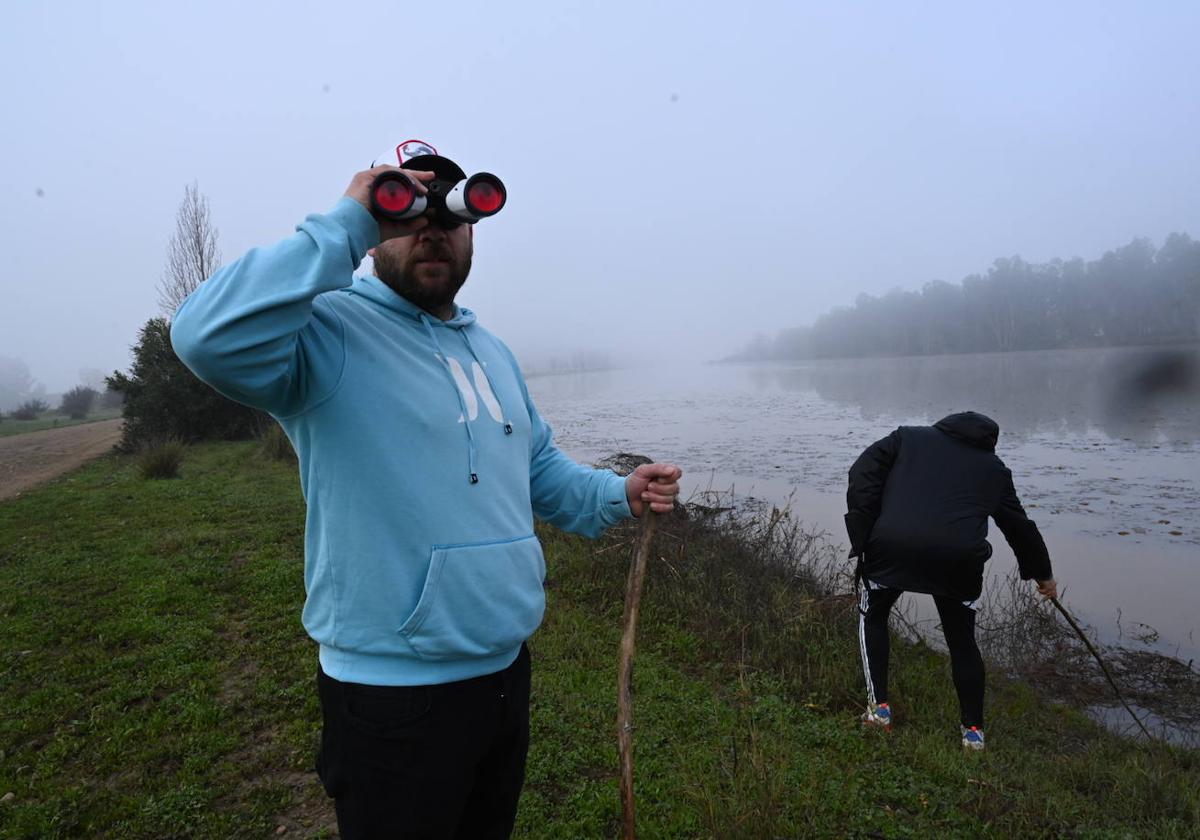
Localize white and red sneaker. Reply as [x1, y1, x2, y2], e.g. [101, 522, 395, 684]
[861, 702, 892, 731]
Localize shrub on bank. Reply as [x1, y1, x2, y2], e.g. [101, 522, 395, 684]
[12, 399, 49, 420]
[60, 386, 99, 419]
[138, 440, 186, 479]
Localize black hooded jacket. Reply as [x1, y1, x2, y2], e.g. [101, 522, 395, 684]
[844, 411, 1052, 601]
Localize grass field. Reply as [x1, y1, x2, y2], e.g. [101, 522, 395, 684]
[0, 442, 1196, 838]
[0, 408, 123, 438]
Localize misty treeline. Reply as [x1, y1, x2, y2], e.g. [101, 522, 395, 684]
[0, 357, 120, 418]
[731, 234, 1200, 361]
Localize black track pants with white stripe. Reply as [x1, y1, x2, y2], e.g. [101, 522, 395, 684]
[858, 581, 986, 728]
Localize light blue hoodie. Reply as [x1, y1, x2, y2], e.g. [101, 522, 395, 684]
[171, 197, 631, 686]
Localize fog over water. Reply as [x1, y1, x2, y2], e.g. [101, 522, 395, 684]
[2, 1, 1200, 393]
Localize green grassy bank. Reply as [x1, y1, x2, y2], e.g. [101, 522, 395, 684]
[0, 442, 1195, 838]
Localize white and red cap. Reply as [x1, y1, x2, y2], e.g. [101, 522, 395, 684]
[371, 139, 467, 182]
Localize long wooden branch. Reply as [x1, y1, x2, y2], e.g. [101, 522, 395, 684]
[618, 511, 658, 840]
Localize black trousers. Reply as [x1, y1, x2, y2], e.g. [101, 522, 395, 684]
[316, 645, 531, 840]
[858, 582, 985, 728]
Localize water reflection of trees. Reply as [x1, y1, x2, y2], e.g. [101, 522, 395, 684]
[746, 346, 1200, 442]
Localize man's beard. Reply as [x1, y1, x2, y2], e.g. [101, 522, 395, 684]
[374, 240, 472, 314]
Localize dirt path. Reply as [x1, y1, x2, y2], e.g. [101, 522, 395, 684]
[0, 418, 124, 501]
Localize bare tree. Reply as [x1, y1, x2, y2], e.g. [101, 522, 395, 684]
[158, 181, 221, 317]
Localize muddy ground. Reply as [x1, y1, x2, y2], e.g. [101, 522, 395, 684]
[0, 418, 123, 501]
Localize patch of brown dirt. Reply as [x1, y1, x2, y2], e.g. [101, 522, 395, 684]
[0, 418, 123, 501]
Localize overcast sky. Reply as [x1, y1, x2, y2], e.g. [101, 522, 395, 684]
[3, 0, 1198, 391]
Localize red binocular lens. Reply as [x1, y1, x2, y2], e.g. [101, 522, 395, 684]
[370, 171, 424, 219]
[460, 175, 506, 216]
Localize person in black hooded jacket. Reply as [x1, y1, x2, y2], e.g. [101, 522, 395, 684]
[844, 411, 1057, 751]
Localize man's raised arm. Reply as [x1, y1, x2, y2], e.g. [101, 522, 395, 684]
[171, 167, 431, 417]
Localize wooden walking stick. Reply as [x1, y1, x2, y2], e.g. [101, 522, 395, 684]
[618, 510, 658, 840]
[1049, 596, 1153, 741]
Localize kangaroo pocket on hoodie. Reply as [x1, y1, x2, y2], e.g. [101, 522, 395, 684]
[398, 534, 546, 661]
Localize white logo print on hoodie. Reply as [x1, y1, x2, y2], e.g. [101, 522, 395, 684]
[447, 357, 503, 423]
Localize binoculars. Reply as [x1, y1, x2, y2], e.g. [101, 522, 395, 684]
[370, 169, 506, 228]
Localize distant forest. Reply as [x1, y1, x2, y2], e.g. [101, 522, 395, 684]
[730, 233, 1200, 361]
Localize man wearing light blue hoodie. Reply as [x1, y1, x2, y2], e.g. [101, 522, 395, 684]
[170, 139, 682, 839]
